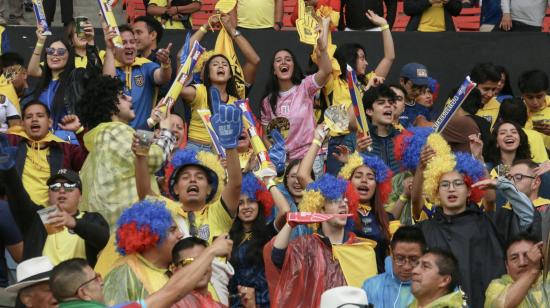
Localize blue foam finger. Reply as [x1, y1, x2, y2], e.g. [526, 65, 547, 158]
[209, 86, 222, 113]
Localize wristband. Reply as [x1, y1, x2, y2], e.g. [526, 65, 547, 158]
[380, 24, 390, 31]
[267, 179, 277, 191]
[399, 194, 408, 202]
[36, 42, 44, 48]
[75, 126, 84, 134]
[312, 139, 322, 147]
[199, 25, 208, 33]
[161, 62, 171, 68]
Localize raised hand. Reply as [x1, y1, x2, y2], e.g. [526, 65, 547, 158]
[58, 115, 82, 132]
[365, 10, 388, 27]
[534, 161, 550, 177]
[332, 145, 351, 164]
[210, 233, 233, 257]
[268, 129, 286, 174]
[48, 205, 77, 229]
[468, 133, 484, 161]
[210, 87, 243, 149]
[156, 43, 173, 66]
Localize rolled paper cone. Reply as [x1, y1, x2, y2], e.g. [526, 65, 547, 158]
[432, 76, 476, 132]
[347, 65, 372, 152]
[147, 41, 204, 127]
[235, 99, 272, 165]
[197, 109, 226, 158]
[98, 0, 123, 48]
[287, 212, 352, 224]
[32, 0, 52, 35]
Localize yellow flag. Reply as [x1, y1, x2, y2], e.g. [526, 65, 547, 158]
[214, 27, 246, 99]
[332, 238, 378, 287]
[215, 0, 236, 13]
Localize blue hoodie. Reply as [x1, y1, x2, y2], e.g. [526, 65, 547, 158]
[362, 256, 414, 308]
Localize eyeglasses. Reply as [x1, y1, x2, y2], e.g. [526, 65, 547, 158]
[506, 173, 535, 183]
[394, 255, 420, 267]
[45, 47, 67, 56]
[49, 182, 78, 192]
[175, 257, 194, 268]
[73, 272, 101, 296]
[374, 98, 396, 106]
[438, 179, 465, 190]
[326, 198, 348, 207]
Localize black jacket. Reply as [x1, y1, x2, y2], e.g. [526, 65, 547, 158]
[404, 0, 462, 31]
[417, 204, 505, 308]
[1, 167, 109, 267]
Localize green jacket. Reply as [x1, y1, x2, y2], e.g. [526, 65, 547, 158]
[409, 290, 465, 308]
[60, 300, 105, 308]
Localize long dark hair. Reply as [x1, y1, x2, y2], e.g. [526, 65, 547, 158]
[33, 37, 75, 125]
[229, 201, 270, 267]
[263, 49, 304, 114]
[486, 120, 532, 166]
[334, 43, 367, 84]
[495, 65, 513, 97]
[203, 54, 239, 112]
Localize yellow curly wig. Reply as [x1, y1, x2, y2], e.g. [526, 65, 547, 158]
[422, 133, 455, 203]
[338, 152, 364, 180]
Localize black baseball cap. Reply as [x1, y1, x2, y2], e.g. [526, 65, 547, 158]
[46, 169, 82, 189]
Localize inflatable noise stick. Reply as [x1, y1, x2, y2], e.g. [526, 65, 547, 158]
[235, 99, 277, 178]
[432, 76, 476, 132]
[32, 0, 51, 35]
[98, 0, 123, 48]
[197, 109, 227, 158]
[147, 41, 205, 128]
[347, 64, 372, 152]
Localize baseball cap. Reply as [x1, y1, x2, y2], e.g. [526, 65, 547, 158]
[46, 169, 82, 189]
[400, 63, 430, 86]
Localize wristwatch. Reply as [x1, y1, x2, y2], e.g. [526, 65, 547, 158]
[275, 21, 283, 29]
[233, 30, 242, 38]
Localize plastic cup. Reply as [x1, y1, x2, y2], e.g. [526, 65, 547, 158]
[37, 207, 63, 235]
[75, 16, 88, 39]
[135, 130, 155, 156]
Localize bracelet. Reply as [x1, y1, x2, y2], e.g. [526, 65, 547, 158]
[161, 62, 171, 68]
[75, 126, 85, 134]
[380, 24, 390, 31]
[399, 194, 409, 202]
[267, 179, 277, 191]
[199, 26, 208, 33]
[312, 139, 322, 147]
[36, 42, 44, 48]
[33, 53, 41, 56]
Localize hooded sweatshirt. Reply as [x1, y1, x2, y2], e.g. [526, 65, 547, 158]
[362, 256, 414, 308]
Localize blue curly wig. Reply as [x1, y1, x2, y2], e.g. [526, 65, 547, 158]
[306, 174, 348, 201]
[241, 172, 264, 201]
[361, 153, 392, 183]
[169, 148, 219, 202]
[115, 200, 173, 255]
[454, 152, 486, 183]
[401, 127, 434, 171]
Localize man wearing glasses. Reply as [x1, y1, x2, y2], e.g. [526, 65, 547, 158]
[0, 144, 109, 268]
[362, 226, 426, 308]
[500, 160, 547, 242]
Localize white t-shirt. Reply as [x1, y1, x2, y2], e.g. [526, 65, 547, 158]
[0, 95, 19, 132]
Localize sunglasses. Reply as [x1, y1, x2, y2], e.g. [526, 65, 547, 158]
[72, 272, 101, 296]
[175, 257, 194, 268]
[45, 47, 67, 56]
[49, 182, 78, 192]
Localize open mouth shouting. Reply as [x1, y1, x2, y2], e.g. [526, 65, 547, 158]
[446, 194, 458, 203]
[187, 185, 200, 197]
